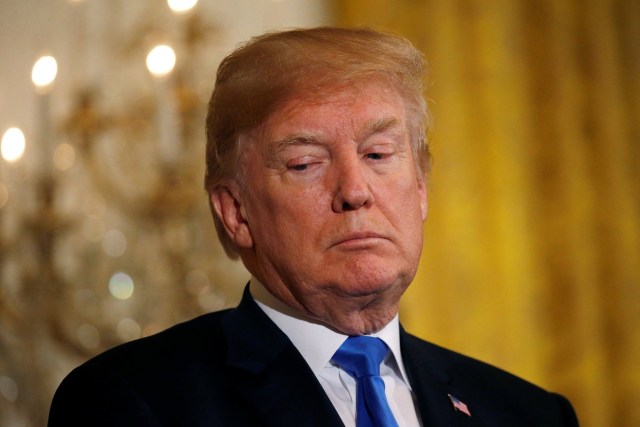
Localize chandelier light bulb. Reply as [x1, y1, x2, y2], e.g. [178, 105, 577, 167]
[146, 45, 176, 78]
[31, 56, 58, 88]
[167, 0, 198, 13]
[1, 127, 26, 162]
[108, 272, 135, 300]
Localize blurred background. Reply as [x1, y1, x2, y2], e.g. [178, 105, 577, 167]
[0, 0, 637, 426]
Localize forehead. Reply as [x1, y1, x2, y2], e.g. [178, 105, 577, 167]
[258, 82, 407, 142]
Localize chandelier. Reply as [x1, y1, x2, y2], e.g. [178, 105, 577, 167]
[0, 1, 251, 424]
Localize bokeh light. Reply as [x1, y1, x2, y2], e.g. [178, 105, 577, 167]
[167, 0, 198, 13]
[146, 45, 176, 77]
[1, 127, 26, 162]
[31, 55, 58, 88]
[117, 318, 141, 342]
[108, 272, 134, 300]
[0, 376, 18, 403]
[102, 229, 127, 257]
[198, 291, 224, 312]
[53, 143, 76, 171]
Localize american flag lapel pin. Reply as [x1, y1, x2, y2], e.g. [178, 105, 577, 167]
[448, 394, 471, 417]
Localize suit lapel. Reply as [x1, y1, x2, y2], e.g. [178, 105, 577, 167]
[220, 289, 480, 426]
[401, 329, 476, 427]
[221, 287, 344, 427]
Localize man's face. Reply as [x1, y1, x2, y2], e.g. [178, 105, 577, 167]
[223, 82, 427, 334]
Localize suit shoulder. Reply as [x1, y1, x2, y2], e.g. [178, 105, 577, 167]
[401, 333, 579, 426]
[403, 332, 544, 392]
[67, 308, 232, 381]
[49, 309, 238, 425]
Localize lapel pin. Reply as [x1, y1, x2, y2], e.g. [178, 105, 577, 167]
[448, 394, 471, 417]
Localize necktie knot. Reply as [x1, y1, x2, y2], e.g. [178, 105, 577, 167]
[332, 336, 389, 379]
[331, 336, 398, 427]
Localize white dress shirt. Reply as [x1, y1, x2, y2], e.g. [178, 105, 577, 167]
[250, 278, 422, 427]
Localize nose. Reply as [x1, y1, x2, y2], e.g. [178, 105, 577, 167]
[331, 159, 374, 212]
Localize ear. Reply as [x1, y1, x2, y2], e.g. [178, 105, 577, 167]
[209, 185, 253, 249]
[417, 177, 428, 221]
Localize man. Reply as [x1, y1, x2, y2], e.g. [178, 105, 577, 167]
[49, 27, 579, 426]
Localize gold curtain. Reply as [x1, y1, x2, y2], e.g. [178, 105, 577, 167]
[333, 1, 640, 426]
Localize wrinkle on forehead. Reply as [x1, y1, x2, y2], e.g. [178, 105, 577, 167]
[266, 116, 406, 156]
[238, 81, 413, 173]
[271, 106, 407, 151]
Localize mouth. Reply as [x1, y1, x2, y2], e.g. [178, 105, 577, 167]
[331, 231, 388, 249]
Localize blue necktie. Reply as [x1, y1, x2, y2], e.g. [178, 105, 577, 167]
[332, 336, 399, 427]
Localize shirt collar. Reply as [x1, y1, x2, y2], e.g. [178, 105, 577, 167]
[249, 277, 412, 387]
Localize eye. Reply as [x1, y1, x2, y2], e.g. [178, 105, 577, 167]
[286, 157, 318, 172]
[289, 164, 309, 171]
[283, 150, 327, 176]
[366, 152, 385, 160]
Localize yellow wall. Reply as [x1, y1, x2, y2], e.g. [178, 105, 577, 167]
[334, 1, 640, 426]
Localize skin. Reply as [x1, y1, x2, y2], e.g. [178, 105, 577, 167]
[210, 82, 427, 335]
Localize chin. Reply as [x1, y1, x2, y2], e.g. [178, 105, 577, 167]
[340, 263, 411, 295]
[315, 280, 407, 333]
[327, 305, 399, 336]
[334, 279, 392, 297]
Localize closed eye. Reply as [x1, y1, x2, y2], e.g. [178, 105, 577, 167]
[289, 164, 310, 171]
[286, 157, 323, 172]
[366, 152, 386, 160]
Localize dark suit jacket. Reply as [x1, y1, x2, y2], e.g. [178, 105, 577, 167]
[48, 287, 579, 426]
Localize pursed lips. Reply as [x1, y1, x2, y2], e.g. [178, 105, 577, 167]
[331, 231, 388, 248]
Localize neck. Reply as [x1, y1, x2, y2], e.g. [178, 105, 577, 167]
[249, 276, 400, 335]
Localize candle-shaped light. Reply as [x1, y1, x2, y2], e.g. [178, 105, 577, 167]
[32, 56, 58, 91]
[167, 0, 198, 14]
[147, 45, 180, 163]
[146, 45, 176, 78]
[1, 128, 26, 163]
[1, 127, 27, 237]
[32, 55, 58, 175]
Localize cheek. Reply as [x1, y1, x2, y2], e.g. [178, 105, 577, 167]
[279, 180, 331, 216]
[386, 175, 421, 207]
[256, 186, 328, 245]
[383, 179, 426, 235]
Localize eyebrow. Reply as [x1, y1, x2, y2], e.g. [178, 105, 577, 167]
[267, 133, 321, 158]
[265, 116, 404, 159]
[361, 117, 402, 139]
